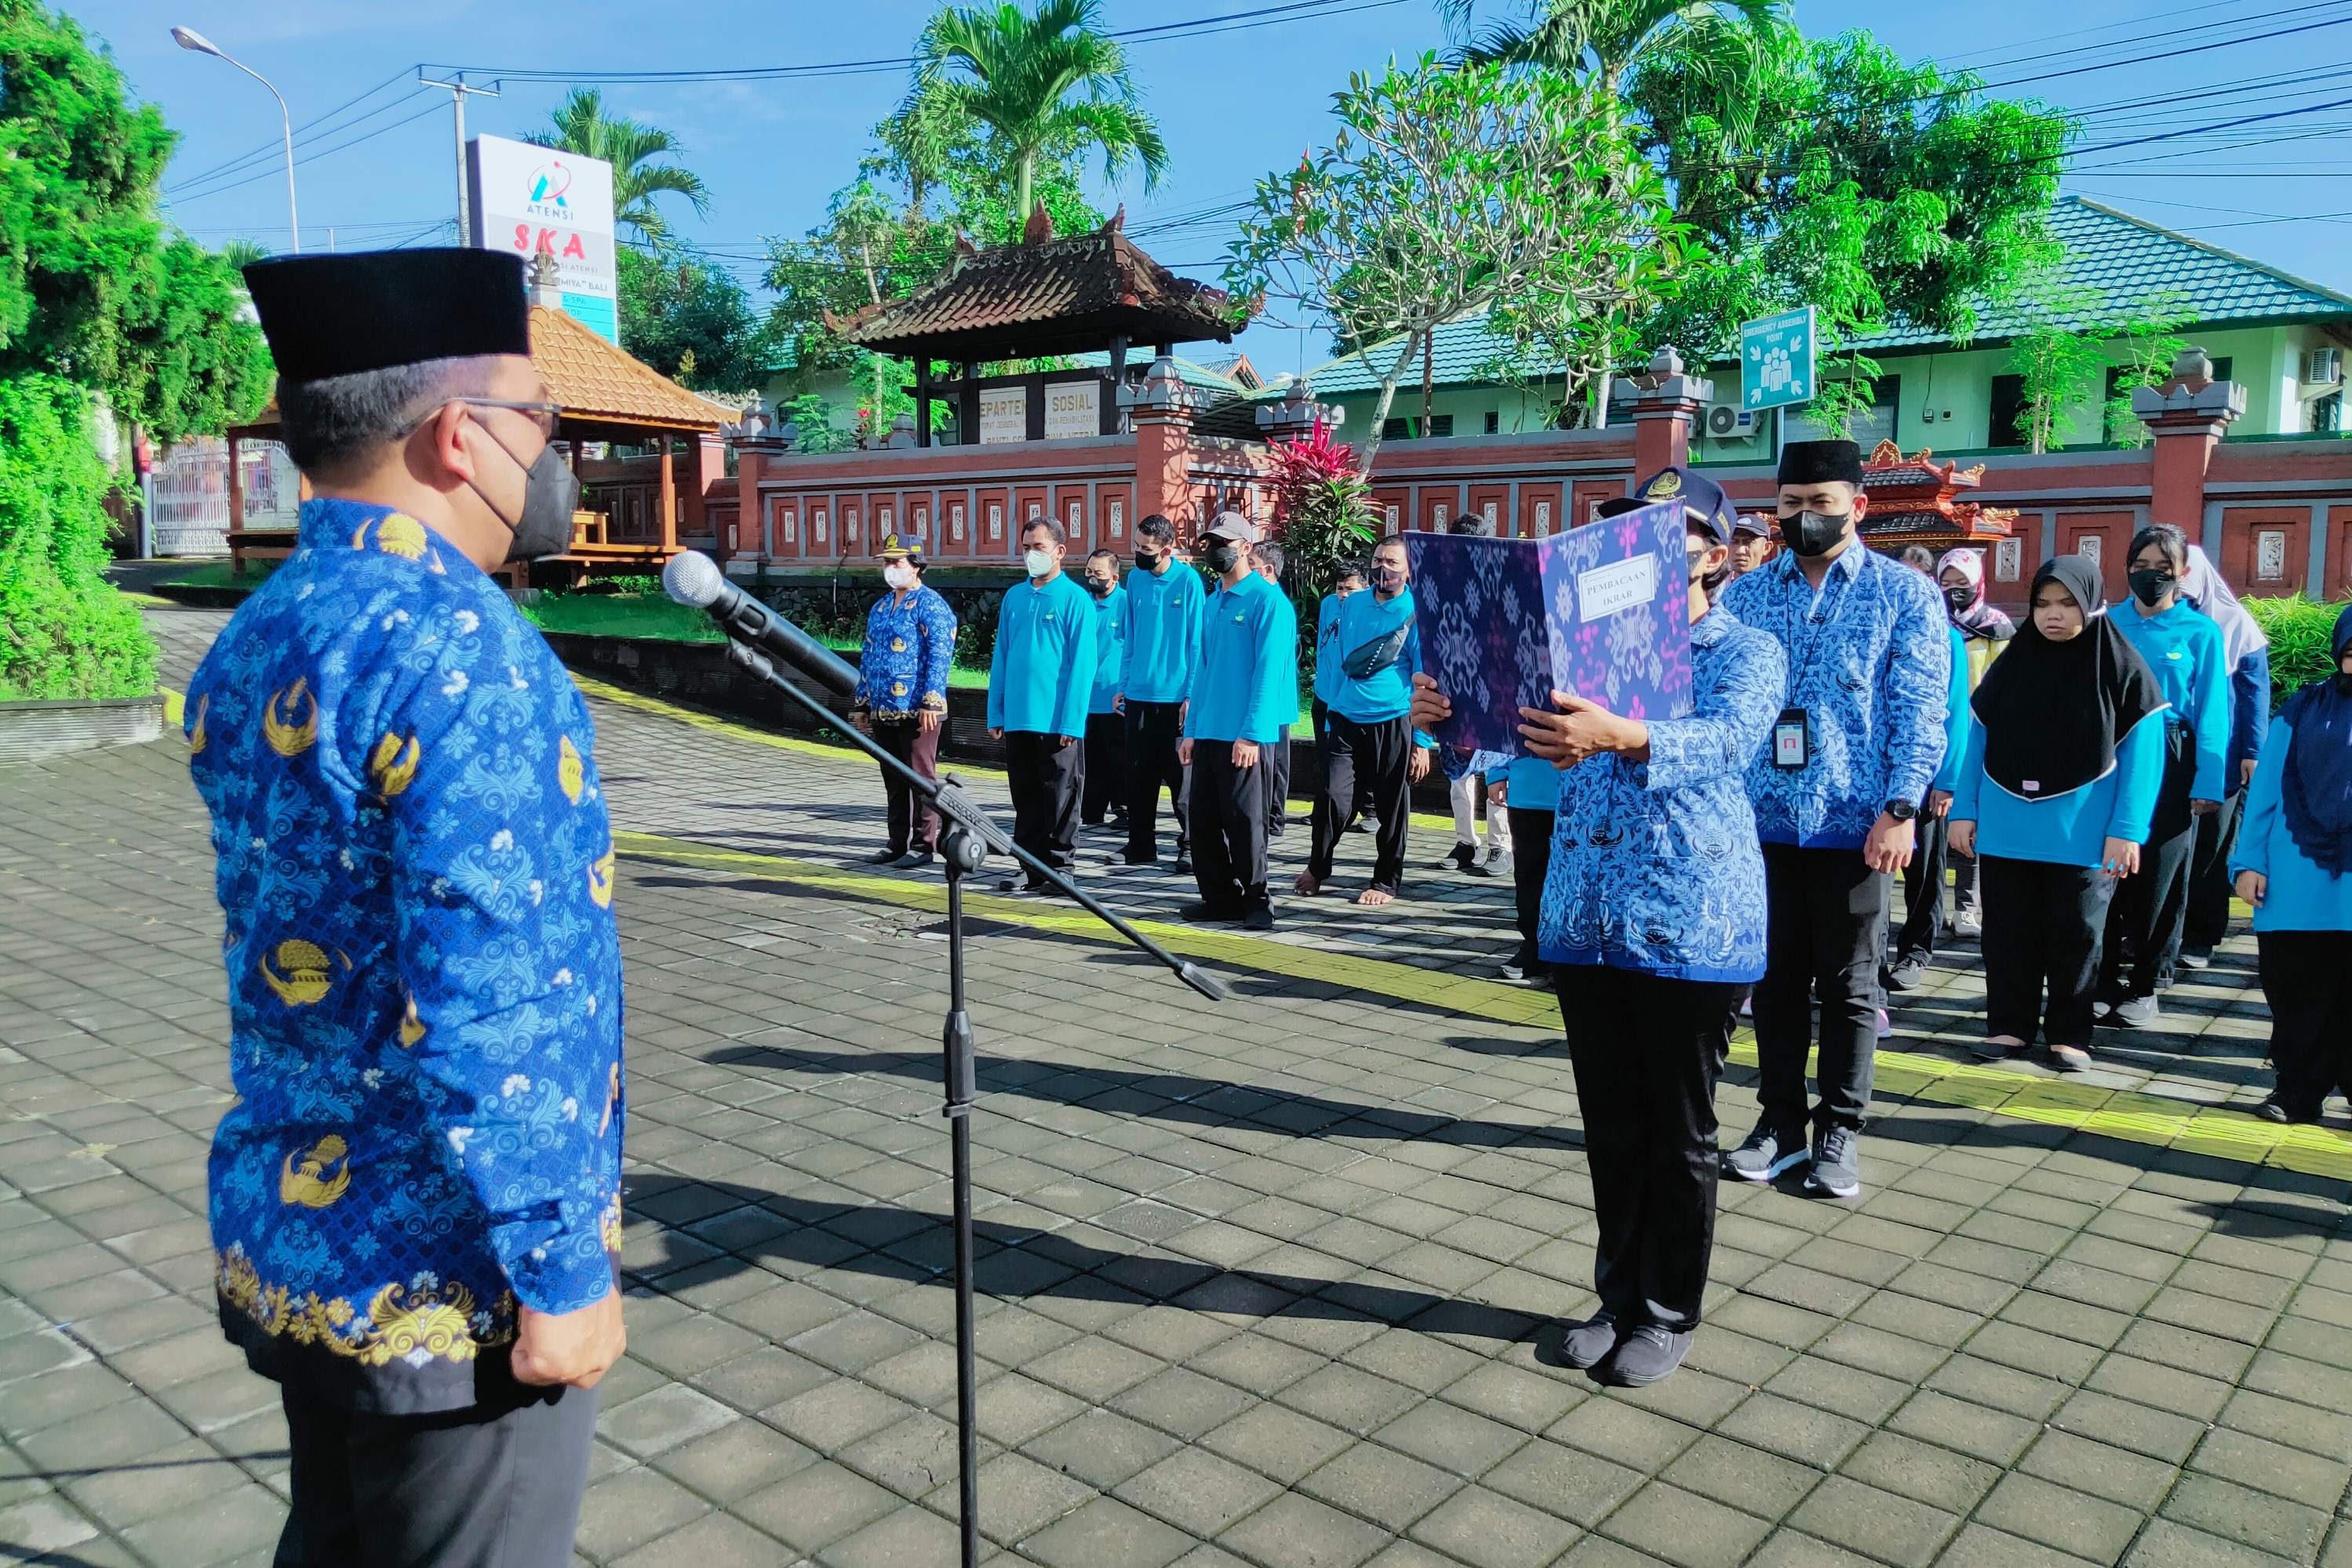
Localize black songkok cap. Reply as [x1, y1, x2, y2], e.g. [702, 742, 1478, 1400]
[1778, 438, 1864, 487]
[243, 249, 531, 383]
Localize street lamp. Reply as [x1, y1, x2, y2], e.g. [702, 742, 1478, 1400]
[171, 27, 299, 254]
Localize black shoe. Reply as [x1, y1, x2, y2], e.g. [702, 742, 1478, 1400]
[1120, 849, 1158, 867]
[1348, 816, 1375, 835]
[2256, 1096, 2321, 1125]
[1174, 853, 1193, 876]
[1723, 1122, 1810, 1183]
[889, 849, 934, 870]
[865, 847, 906, 865]
[1561, 1314, 1618, 1370]
[1595, 1323, 1691, 1388]
[1180, 900, 1243, 924]
[1441, 842, 1477, 871]
[997, 877, 1052, 897]
[1242, 906, 1274, 932]
[1266, 824, 1287, 840]
[1501, 944, 1538, 983]
[1884, 955, 1927, 993]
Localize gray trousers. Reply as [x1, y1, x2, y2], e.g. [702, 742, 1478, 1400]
[274, 1384, 597, 1568]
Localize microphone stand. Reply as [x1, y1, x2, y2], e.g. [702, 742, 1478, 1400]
[719, 639, 1227, 1568]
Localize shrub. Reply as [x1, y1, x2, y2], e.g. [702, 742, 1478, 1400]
[0, 374, 155, 699]
[2245, 592, 2342, 711]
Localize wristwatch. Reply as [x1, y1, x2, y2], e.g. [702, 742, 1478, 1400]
[1884, 799, 1918, 823]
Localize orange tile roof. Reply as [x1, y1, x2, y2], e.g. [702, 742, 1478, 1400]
[530, 304, 732, 431]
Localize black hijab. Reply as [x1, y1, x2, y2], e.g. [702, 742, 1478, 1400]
[1970, 555, 2167, 800]
[2280, 602, 2352, 875]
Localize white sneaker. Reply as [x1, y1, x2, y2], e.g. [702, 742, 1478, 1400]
[1486, 850, 1513, 881]
[1953, 908, 1982, 937]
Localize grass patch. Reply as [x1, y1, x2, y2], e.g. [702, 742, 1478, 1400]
[523, 589, 725, 643]
[159, 558, 279, 592]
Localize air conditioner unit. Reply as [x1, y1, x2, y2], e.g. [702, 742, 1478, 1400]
[2306, 347, 2343, 386]
[1704, 403, 1757, 438]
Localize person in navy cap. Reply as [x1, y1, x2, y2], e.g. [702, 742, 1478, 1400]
[1729, 513, 1777, 578]
[189, 249, 624, 1567]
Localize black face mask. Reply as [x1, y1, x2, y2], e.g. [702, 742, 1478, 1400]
[1371, 565, 1404, 592]
[1135, 548, 1163, 570]
[469, 421, 579, 562]
[1784, 509, 1851, 558]
[2128, 568, 2176, 607]
[1204, 541, 1242, 576]
[1945, 585, 1974, 614]
[1085, 577, 1114, 598]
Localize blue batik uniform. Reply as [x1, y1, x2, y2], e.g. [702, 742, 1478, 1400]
[185, 500, 623, 1414]
[1089, 586, 1127, 716]
[2111, 600, 2231, 804]
[1187, 572, 1291, 744]
[857, 584, 956, 717]
[1120, 564, 1203, 704]
[988, 573, 1095, 737]
[1720, 545, 1950, 847]
[1538, 607, 1787, 980]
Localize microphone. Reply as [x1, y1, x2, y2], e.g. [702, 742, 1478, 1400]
[663, 550, 860, 702]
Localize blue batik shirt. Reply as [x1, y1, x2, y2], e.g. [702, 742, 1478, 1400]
[1538, 606, 1786, 982]
[856, 584, 956, 717]
[1720, 541, 1950, 849]
[186, 499, 624, 1414]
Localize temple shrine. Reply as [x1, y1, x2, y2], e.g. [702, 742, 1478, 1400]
[1856, 439, 2020, 553]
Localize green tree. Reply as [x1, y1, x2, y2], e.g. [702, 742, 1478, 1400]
[2103, 290, 2190, 448]
[1630, 31, 2073, 370]
[900, 0, 1167, 227]
[0, 0, 269, 439]
[1227, 55, 1680, 467]
[2001, 263, 2106, 454]
[1444, 0, 1784, 133]
[526, 88, 711, 245]
[613, 247, 777, 394]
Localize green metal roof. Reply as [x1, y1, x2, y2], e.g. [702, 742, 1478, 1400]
[1301, 197, 2352, 396]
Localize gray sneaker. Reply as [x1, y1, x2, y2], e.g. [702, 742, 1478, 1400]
[1596, 1323, 1691, 1387]
[2107, 994, 2160, 1028]
[1722, 1122, 1810, 1183]
[1804, 1126, 1862, 1199]
[1560, 1313, 1618, 1369]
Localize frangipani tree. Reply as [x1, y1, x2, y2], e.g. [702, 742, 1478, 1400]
[1227, 55, 1681, 468]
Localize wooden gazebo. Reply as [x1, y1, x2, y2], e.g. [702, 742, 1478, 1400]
[224, 281, 732, 584]
[829, 209, 1243, 446]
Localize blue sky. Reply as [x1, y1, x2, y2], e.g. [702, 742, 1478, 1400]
[75, 0, 2352, 377]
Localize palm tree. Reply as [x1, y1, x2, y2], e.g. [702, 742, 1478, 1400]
[526, 89, 711, 246]
[901, 0, 1168, 231]
[1443, 0, 1786, 140]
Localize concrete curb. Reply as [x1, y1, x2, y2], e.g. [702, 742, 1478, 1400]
[0, 694, 166, 764]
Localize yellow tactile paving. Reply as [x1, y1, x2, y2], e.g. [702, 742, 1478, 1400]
[615, 828, 2352, 1182]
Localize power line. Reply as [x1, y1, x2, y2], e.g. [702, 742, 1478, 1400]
[165, 99, 450, 209]
[163, 70, 422, 194]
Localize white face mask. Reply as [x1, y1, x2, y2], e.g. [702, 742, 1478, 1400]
[1024, 548, 1054, 578]
[883, 562, 916, 591]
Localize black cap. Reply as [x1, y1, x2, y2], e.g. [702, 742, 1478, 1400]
[1732, 512, 1774, 538]
[243, 249, 532, 383]
[1633, 465, 1736, 544]
[1778, 438, 1865, 487]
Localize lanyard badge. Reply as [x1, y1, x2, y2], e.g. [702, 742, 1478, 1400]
[1773, 708, 1810, 771]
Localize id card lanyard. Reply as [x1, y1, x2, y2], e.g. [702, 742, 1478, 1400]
[1774, 560, 1841, 772]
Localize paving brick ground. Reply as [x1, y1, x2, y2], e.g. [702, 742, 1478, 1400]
[5, 601, 2352, 1568]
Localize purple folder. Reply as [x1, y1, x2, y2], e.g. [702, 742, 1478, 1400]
[1404, 500, 1695, 757]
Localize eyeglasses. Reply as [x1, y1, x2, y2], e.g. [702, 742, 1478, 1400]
[455, 398, 563, 438]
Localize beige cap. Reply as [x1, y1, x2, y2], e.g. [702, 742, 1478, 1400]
[1202, 511, 1259, 544]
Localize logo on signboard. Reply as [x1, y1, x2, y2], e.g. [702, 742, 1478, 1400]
[527, 161, 574, 211]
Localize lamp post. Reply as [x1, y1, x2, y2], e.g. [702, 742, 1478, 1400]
[170, 27, 299, 254]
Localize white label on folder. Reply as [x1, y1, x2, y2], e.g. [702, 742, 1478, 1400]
[1577, 554, 1656, 621]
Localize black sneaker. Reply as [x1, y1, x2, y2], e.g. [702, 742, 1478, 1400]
[1179, 900, 1243, 924]
[1722, 1122, 1810, 1183]
[1349, 815, 1375, 835]
[889, 849, 934, 870]
[1595, 1323, 1691, 1387]
[1241, 906, 1274, 932]
[1441, 842, 1477, 871]
[865, 846, 906, 865]
[1884, 955, 1927, 992]
[1173, 853, 1193, 876]
[2106, 995, 2160, 1028]
[1500, 944, 1538, 982]
[1560, 1314, 1618, 1369]
[1266, 823, 1287, 841]
[1804, 1126, 1862, 1200]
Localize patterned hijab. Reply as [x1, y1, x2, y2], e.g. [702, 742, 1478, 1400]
[1936, 548, 2014, 642]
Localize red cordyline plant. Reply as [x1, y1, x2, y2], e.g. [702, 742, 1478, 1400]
[1270, 417, 1378, 622]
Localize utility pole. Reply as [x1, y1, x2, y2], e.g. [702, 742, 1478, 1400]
[417, 71, 501, 245]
